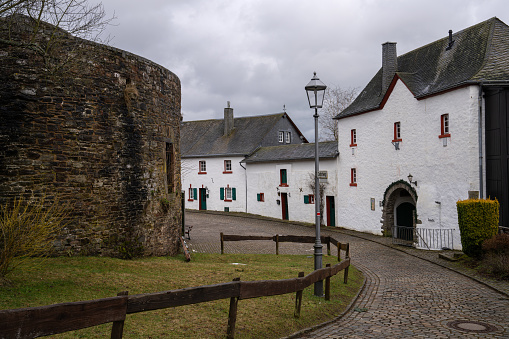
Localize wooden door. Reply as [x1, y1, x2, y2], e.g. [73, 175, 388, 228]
[485, 88, 509, 227]
[199, 188, 207, 210]
[281, 193, 289, 220]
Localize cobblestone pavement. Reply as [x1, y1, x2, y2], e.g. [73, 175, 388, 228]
[185, 211, 509, 338]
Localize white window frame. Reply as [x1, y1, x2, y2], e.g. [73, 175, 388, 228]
[224, 160, 232, 172]
[199, 160, 206, 173]
[285, 131, 291, 143]
[278, 131, 284, 143]
[225, 187, 232, 200]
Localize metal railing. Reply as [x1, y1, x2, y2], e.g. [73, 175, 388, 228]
[392, 226, 455, 250]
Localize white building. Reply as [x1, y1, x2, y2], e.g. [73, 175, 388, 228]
[335, 18, 509, 249]
[243, 142, 339, 225]
[181, 105, 307, 213]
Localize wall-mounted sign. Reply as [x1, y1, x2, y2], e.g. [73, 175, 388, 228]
[317, 171, 328, 179]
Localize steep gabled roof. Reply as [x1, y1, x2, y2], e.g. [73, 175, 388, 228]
[338, 17, 509, 119]
[181, 113, 307, 157]
[243, 141, 338, 163]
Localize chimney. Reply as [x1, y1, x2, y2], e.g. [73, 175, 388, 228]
[382, 42, 397, 91]
[446, 30, 455, 50]
[224, 101, 234, 135]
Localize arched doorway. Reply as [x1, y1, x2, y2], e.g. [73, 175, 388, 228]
[381, 180, 418, 244]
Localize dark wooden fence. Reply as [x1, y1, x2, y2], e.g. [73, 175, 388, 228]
[0, 236, 350, 339]
[221, 232, 350, 261]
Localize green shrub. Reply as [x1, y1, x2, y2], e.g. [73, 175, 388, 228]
[456, 199, 499, 258]
[0, 197, 69, 279]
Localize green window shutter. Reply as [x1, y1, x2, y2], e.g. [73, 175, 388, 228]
[220, 187, 224, 200]
[232, 188, 236, 200]
[193, 188, 197, 199]
[304, 195, 309, 204]
[257, 193, 260, 201]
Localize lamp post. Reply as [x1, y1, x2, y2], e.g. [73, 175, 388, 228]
[305, 72, 327, 297]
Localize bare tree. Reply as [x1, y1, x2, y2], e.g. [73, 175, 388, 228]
[0, 0, 115, 72]
[319, 85, 358, 141]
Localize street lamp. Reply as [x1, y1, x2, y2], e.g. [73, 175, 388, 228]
[305, 72, 327, 297]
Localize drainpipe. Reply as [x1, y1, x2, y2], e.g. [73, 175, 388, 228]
[239, 160, 247, 213]
[478, 83, 484, 199]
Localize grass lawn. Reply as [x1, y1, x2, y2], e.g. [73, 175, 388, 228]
[0, 253, 363, 338]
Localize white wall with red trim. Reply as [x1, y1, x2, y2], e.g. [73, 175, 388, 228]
[336, 79, 483, 249]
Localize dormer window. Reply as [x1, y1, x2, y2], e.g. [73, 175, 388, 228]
[278, 131, 284, 143]
[286, 131, 291, 143]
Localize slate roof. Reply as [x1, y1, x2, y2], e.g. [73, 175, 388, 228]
[181, 113, 306, 157]
[243, 141, 338, 163]
[338, 17, 509, 119]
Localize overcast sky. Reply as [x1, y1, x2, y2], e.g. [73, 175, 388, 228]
[101, 0, 509, 141]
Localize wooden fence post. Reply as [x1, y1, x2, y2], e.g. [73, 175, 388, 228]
[111, 291, 128, 339]
[275, 234, 279, 255]
[325, 264, 331, 301]
[327, 237, 331, 256]
[227, 277, 240, 339]
[337, 243, 341, 262]
[221, 232, 224, 255]
[294, 272, 305, 318]
[344, 243, 350, 284]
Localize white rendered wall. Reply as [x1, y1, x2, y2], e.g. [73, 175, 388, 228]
[182, 156, 247, 212]
[246, 158, 338, 224]
[336, 81, 481, 249]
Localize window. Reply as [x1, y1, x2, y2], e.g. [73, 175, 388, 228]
[439, 114, 450, 138]
[188, 187, 197, 201]
[199, 160, 206, 174]
[220, 186, 236, 201]
[280, 169, 288, 186]
[393, 122, 402, 142]
[304, 194, 315, 204]
[350, 129, 357, 147]
[278, 131, 284, 143]
[224, 160, 232, 173]
[286, 131, 291, 144]
[257, 193, 265, 202]
[350, 168, 357, 186]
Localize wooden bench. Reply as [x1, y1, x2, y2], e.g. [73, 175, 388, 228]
[185, 225, 193, 240]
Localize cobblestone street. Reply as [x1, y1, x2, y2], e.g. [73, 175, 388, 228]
[186, 211, 509, 338]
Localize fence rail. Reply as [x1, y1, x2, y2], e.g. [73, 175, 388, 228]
[0, 235, 350, 339]
[221, 233, 350, 261]
[392, 226, 455, 250]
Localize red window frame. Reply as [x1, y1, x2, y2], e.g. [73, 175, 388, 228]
[350, 168, 357, 187]
[350, 129, 357, 147]
[279, 169, 288, 187]
[223, 160, 232, 174]
[198, 160, 207, 174]
[439, 114, 451, 138]
[393, 122, 402, 142]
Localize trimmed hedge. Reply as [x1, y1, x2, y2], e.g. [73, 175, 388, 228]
[457, 199, 499, 258]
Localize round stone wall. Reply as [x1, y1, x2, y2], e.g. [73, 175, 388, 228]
[0, 17, 182, 257]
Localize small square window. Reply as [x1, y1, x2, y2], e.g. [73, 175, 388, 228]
[278, 131, 284, 143]
[224, 160, 232, 173]
[286, 131, 291, 143]
[304, 194, 315, 204]
[350, 168, 357, 186]
[350, 129, 357, 147]
[439, 114, 450, 138]
[199, 160, 206, 174]
[393, 122, 401, 142]
[280, 169, 288, 186]
[257, 193, 265, 202]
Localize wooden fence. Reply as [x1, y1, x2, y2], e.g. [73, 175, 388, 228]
[220, 233, 350, 261]
[0, 236, 350, 339]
